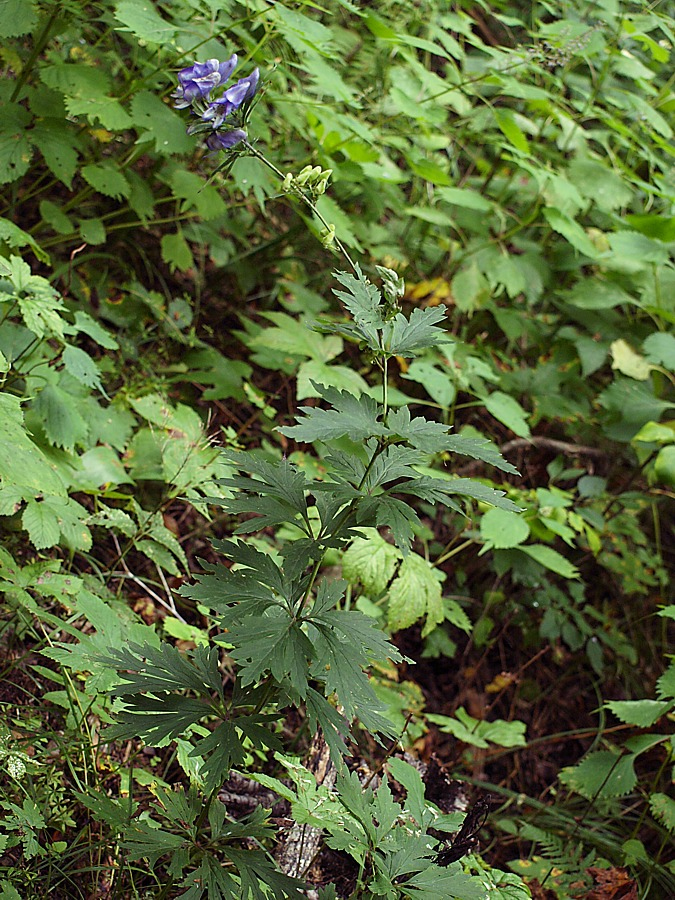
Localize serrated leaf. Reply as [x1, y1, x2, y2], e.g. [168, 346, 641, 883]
[0, 0, 36, 37]
[73, 311, 118, 350]
[79, 217, 106, 245]
[608, 230, 669, 268]
[495, 107, 530, 153]
[480, 508, 529, 550]
[0, 217, 49, 263]
[559, 751, 637, 799]
[297, 360, 369, 400]
[643, 331, 675, 369]
[606, 699, 673, 727]
[544, 208, 600, 258]
[81, 163, 130, 200]
[372, 495, 421, 553]
[279, 386, 384, 443]
[31, 120, 79, 188]
[385, 306, 448, 357]
[161, 231, 193, 273]
[656, 660, 675, 700]
[22, 498, 60, 549]
[342, 530, 400, 596]
[130, 91, 193, 155]
[62, 344, 103, 391]
[0, 393, 65, 499]
[229, 613, 313, 696]
[332, 267, 384, 336]
[650, 793, 675, 834]
[0, 119, 32, 185]
[114, 0, 177, 44]
[428, 707, 526, 749]
[387, 553, 444, 636]
[33, 383, 89, 451]
[444, 434, 519, 475]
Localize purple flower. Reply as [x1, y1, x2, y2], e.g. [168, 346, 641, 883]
[206, 129, 247, 151]
[202, 69, 260, 127]
[172, 55, 238, 107]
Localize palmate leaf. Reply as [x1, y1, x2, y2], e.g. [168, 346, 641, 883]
[218, 452, 310, 513]
[332, 266, 385, 337]
[190, 717, 282, 791]
[97, 643, 224, 699]
[308, 584, 403, 737]
[279, 384, 384, 443]
[445, 434, 519, 475]
[227, 848, 305, 900]
[227, 613, 314, 696]
[210, 538, 287, 595]
[122, 821, 186, 867]
[384, 306, 448, 357]
[373, 496, 422, 553]
[106, 695, 212, 745]
[185, 566, 285, 621]
[386, 406, 453, 452]
[305, 687, 351, 759]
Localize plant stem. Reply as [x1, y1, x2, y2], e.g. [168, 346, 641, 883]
[242, 140, 359, 274]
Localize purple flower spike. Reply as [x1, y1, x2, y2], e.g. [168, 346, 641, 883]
[206, 129, 247, 151]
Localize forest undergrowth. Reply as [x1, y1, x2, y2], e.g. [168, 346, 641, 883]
[0, 1, 673, 898]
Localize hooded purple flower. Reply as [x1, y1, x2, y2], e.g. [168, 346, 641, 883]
[206, 129, 247, 151]
[172, 55, 238, 107]
[202, 69, 260, 127]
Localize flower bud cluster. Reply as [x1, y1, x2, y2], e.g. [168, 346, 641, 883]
[172, 55, 259, 151]
[281, 165, 333, 199]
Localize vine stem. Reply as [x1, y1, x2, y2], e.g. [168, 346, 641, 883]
[241, 140, 359, 274]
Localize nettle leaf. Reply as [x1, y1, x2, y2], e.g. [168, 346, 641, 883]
[33, 383, 89, 451]
[0, 217, 49, 263]
[0, 0, 37, 37]
[279, 385, 384, 443]
[480, 508, 530, 551]
[559, 751, 638, 800]
[160, 231, 193, 272]
[384, 306, 448, 357]
[543, 207, 600, 258]
[656, 660, 675, 701]
[130, 92, 193, 155]
[387, 553, 444, 636]
[650, 793, 675, 834]
[31, 120, 79, 188]
[22, 497, 60, 549]
[40, 63, 133, 130]
[342, 530, 400, 596]
[114, 0, 178, 44]
[61, 344, 103, 391]
[606, 699, 673, 727]
[81, 163, 131, 200]
[0, 111, 33, 185]
[0, 392, 65, 500]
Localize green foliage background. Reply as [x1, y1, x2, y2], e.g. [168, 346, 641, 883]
[0, 0, 673, 898]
